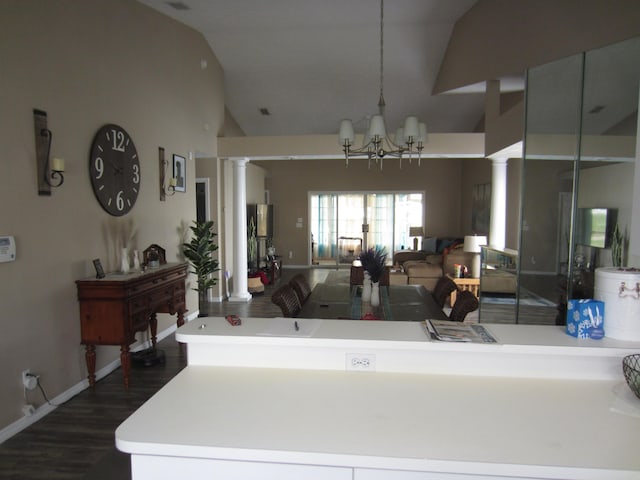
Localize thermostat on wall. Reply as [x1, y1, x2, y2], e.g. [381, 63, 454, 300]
[0, 235, 16, 263]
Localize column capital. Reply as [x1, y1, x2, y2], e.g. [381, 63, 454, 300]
[230, 157, 251, 167]
[487, 156, 509, 165]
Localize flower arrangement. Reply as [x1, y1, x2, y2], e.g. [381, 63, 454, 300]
[358, 246, 388, 283]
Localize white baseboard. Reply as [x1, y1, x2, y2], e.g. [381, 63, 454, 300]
[0, 311, 198, 444]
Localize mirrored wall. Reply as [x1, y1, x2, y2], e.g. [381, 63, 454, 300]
[503, 36, 639, 325]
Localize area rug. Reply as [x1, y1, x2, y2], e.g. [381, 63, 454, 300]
[324, 270, 351, 284]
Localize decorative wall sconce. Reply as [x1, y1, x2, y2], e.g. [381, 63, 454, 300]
[33, 109, 65, 195]
[159, 147, 177, 201]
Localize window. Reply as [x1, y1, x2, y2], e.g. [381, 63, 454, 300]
[310, 192, 424, 264]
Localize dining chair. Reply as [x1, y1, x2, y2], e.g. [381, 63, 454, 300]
[448, 289, 479, 322]
[432, 275, 458, 308]
[289, 274, 312, 305]
[271, 284, 302, 317]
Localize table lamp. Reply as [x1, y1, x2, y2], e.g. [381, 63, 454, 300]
[409, 226, 424, 250]
[464, 235, 487, 278]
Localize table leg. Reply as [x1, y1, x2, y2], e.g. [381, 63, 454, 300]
[177, 308, 185, 328]
[120, 344, 131, 390]
[85, 344, 96, 387]
[150, 312, 158, 346]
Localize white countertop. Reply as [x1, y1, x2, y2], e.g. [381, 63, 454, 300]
[177, 317, 640, 380]
[116, 318, 640, 479]
[117, 365, 640, 479]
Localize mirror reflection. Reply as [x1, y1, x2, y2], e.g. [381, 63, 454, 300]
[483, 36, 639, 325]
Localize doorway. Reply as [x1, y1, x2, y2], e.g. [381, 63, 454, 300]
[196, 178, 210, 224]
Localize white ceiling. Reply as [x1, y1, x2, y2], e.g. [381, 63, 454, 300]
[137, 0, 509, 137]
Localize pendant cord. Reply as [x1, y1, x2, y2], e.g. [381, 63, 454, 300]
[378, 0, 385, 112]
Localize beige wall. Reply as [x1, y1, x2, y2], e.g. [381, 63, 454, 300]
[435, 0, 640, 94]
[254, 158, 479, 265]
[0, 0, 223, 431]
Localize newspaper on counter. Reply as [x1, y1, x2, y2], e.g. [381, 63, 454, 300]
[424, 319, 498, 343]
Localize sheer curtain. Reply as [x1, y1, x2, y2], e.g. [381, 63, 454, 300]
[367, 193, 394, 255]
[311, 194, 337, 261]
[311, 192, 423, 264]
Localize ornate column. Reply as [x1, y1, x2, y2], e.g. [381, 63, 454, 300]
[229, 158, 252, 302]
[488, 156, 508, 250]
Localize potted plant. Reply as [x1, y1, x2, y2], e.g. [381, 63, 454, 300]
[358, 246, 388, 306]
[182, 220, 220, 316]
[359, 246, 388, 283]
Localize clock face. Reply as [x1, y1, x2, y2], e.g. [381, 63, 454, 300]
[89, 124, 140, 216]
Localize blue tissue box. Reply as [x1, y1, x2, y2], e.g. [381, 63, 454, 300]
[566, 299, 605, 339]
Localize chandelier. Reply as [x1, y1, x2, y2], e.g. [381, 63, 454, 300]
[338, 0, 427, 170]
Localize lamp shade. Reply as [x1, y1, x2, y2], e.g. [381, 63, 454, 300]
[394, 127, 405, 146]
[403, 116, 419, 142]
[339, 119, 355, 146]
[368, 114, 386, 138]
[409, 226, 424, 237]
[463, 235, 487, 253]
[418, 122, 428, 145]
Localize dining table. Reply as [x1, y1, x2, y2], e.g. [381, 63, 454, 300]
[298, 282, 448, 321]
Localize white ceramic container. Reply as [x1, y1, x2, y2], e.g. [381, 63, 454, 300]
[594, 267, 640, 341]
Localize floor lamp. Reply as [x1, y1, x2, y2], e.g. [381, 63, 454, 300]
[464, 235, 487, 278]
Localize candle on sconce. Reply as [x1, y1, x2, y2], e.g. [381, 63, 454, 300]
[169, 177, 177, 187]
[51, 157, 65, 172]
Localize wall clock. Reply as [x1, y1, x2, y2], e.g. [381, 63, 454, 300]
[89, 124, 141, 216]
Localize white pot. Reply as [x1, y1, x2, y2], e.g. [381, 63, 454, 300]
[594, 267, 640, 341]
[371, 281, 380, 307]
[362, 272, 372, 302]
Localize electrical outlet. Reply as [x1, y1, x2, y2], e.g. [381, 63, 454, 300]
[346, 353, 376, 372]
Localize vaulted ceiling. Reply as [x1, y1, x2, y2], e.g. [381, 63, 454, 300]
[137, 0, 522, 138]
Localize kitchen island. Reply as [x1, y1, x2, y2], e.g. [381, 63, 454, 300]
[116, 317, 640, 480]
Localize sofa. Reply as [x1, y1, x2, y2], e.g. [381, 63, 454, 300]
[393, 238, 518, 294]
[393, 238, 473, 290]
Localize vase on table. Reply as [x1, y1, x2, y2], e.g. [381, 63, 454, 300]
[133, 250, 141, 271]
[120, 247, 130, 274]
[362, 271, 372, 303]
[371, 281, 380, 307]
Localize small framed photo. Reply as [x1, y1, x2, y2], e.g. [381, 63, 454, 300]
[172, 154, 186, 193]
[92, 258, 106, 279]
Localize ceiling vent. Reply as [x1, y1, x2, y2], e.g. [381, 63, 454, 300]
[166, 1, 190, 10]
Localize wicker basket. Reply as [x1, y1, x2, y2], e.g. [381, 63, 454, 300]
[622, 354, 640, 399]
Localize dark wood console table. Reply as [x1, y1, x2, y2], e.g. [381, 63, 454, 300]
[76, 262, 187, 389]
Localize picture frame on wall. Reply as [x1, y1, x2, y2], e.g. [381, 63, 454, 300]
[172, 154, 186, 192]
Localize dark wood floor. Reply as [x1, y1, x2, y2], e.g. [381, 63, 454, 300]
[1, 266, 549, 478]
[0, 267, 328, 480]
